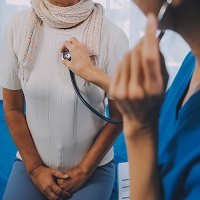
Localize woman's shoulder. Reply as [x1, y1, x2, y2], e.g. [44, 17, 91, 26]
[102, 17, 128, 43]
[4, 9, 32, 35]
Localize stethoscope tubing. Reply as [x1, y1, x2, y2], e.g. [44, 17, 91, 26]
[69, 70, 123, 124]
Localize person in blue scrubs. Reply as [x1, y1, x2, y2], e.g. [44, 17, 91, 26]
[110, 0, 200, 199]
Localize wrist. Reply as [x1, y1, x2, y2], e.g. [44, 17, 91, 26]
[26, 160, 43, 176]
[123, 117, 158, 141]
[86, 66, 111, 94]
[78, 162, 94, 178]
[29, 165, 44, 178]
[83, 64, 97, 82]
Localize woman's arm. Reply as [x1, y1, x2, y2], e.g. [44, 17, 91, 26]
[109, 14, 168, 200]
[3, 89, 42, 173]
[3, 88, 71, 200]
[60, 37, 112, 94]
[57, 99, 123, 193]
[79, 99, 123, 174]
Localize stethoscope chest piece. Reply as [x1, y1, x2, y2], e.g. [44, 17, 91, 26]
[62, 49, 123, 124]
[62, 49, 71, 61]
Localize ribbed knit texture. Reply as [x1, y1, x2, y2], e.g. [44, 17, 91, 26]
[18, 0, 104, 81]
[0, 9, 129, 171]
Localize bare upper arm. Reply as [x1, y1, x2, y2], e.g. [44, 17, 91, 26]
[3, 88, 25, 113]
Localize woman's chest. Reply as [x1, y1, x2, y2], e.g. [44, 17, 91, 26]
[21, 26, 105, 105]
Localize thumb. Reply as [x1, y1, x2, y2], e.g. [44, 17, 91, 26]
[51, 169, 69, 179]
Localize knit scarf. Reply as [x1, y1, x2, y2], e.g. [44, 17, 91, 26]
[18, 0, 104, 81]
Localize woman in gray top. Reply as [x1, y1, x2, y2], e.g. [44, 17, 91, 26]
[1, 0, 128, 199]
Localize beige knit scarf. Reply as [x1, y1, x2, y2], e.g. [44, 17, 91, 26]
[19, 0, 104, 81]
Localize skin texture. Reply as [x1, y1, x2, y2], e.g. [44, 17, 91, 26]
[48, 0, 80, 7]
[61, 37, 112, 94]
[3, 0, 123, 200]
[109, 0, 200, 200]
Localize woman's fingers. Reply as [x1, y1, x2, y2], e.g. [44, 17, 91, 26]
[70, 37, 81, 46]
[109, 59, 127, 100]
[128, 41, 144, 100]
[51, 169, 68, 179]
[110, 42, 144, 101]
[46, 176, 70, 200]
[51, 184, 71, 198]
[60, 41, 72, 53]
[45, 172, 70, 200]
[44, 189, 58, 200]
[31, 166, 70, 200]
[60, 37, 82, 54]
[142, 13, 163, 95]
[116, 52, 131, 99]
[109, 61, 122, 99]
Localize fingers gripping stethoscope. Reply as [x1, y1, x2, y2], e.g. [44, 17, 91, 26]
[62, 0, 172, 125]
[62, 50, 123, 125]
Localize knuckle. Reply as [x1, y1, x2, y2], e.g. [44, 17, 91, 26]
[64, 41, 69, 47]
[116, 90, 128, 101]
[58, 190, 63, 196]
[124, 52, 130, 60]
[64, 191, 71, 198]
[128, 85, 144, 100]
[52, 196, 58, 200]
[42, 185, 48, 193]
[145, 82, 163, 95]
[135, 39, 143, 51]
[145, 55, 157, 67]
[49, 193, 59, 200]
[109, 90, 116, 100]
[109, 90, 114, 99]
[118, 60, 123, 67]
[80, 45, 85, 50]
[131, 47, 139, 58]
[71, 44, 76, 51]
[111, 85, 129, 100]
[60, 185, 65, 190]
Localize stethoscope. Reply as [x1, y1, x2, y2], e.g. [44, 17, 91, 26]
[62, 50, 123, 124]
[62, 0, 170, 125]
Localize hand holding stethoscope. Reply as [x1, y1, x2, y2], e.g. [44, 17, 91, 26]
[109, 1, 172, 131]
[61, 38, 123, 124]
[60, 0, 172, 125]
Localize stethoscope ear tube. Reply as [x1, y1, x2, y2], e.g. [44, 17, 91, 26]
[69, 70, 123, 124]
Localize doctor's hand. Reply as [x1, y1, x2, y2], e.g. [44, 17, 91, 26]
[61, 37, 97, 81]
[61, 37, 112, 94]
[109, 14, 168, 137]
[30, 165, 71, 200]
[56, 165, 89, 195]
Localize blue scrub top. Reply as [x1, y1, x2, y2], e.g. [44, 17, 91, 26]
[158, 52, 200, 199]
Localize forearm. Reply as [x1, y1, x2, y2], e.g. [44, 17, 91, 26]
[5, 110, 42, 175]
[79, 123, 122, 175]
[86, 66, 111, 95]
[124, 122, 162, 200]
[79, 100, 122, 176]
